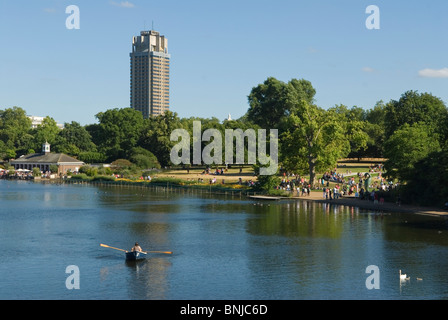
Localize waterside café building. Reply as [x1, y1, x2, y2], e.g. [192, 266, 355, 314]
[11, 142, 84, 175]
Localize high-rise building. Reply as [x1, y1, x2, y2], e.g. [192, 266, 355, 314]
[130, 30, 170, 118]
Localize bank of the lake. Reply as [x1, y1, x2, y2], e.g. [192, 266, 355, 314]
[57, 177, 448, 219]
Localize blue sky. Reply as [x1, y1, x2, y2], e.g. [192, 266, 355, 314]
[1, 0, 447, 125]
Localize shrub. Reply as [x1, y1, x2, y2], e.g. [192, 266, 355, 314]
[111, 159, 133, 168]
[129, 147, 161, 169]
[70, 173, 90, 180]
[92, 175, 115, 182]
[79, 165, 98, 177]
[97, 166, 112, 175]
[32, 167, 41, 177]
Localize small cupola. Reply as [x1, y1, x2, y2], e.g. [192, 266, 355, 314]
[42, 141, 51, 154]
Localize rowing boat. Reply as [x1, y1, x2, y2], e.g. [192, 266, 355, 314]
[125, 251, 148, 261]
[126, 251, 147, 261]
[100, 244, 172, 260]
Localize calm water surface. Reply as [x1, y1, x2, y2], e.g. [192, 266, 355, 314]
[0, 180, 447, 300]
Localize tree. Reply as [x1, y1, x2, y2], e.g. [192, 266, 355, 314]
[32, 116, 61, 151]
[384, 90, 448, 139]
[77, 151, 107, 164]
[383, 123, 441, 180]
[0, 140, 16, 160]
[329, 105, 369, 160]
[94, 108, 145, 161]
[0, 106, 33, 157]
[281, 101, 349, 187]
[222, 118, 261, 167]
[55, 121, 96, 156]
[139, 111, 183, 167]
[363, 101, 387, 158]
[247, 77, 289, 129]
[401, 149, 448, 207]
[247, 77, 316, 129]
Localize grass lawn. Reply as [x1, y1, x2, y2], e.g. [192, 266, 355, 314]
[154, 166, 256, 184]
[153, 158, 386, 187]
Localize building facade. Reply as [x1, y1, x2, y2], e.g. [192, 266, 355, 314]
[130, 30, 170, 118]
[28, 116, 64, 129]
[11, 142, 84, 175]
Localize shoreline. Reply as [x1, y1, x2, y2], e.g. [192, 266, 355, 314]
[277, 193, 448, 218]
[3, 177, 447, 218]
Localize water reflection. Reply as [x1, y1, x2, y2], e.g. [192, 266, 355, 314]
[124, 258, 172, 300]
[1, 180, 448, 300]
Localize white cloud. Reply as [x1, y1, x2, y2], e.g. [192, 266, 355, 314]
[110, 1, 135, 8]
[418, 68, 448, 78]
[362, 67, 375, 73]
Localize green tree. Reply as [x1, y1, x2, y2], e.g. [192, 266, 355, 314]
[0, 106, 33, 158]
[329, 105, 369, 159]
[401, 149, 448, 207]
[54, 121, 96, 156]
[222, 118, 261, 166]
[281, 101, 349, 187]
[384, 90, 448, 139]
[32, 116, 61, 151]
[77, 151, 107, 164]
[247, 77, 315, 129]
[139, 111, 183, 167]
[364, 101, 387, 158]
[95, 108, 145, 161]
[383, 123, 441, 180]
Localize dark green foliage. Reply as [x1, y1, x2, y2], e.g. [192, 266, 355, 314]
[401, 150, 448, 207]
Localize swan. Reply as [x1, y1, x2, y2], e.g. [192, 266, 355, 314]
[399, 270, 408, 281]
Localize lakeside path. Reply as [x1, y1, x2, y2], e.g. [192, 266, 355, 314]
[128, 167, 448, 218]
[251, 192, 448, 218]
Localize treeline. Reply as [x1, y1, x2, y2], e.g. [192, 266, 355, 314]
[1, 76, 447, 205]
[245, 77, 448, 206]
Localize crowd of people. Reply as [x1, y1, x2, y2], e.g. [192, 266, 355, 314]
[274, 164, 400, 202]
[0, 168, 34, 180]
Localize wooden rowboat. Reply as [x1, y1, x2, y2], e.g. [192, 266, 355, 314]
[100, 244, 172, 260]
[125, 251, 147, 261]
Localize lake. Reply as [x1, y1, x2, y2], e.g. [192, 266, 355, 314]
[0, 179, 447, 300]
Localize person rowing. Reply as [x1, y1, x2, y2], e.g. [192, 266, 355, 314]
[131, 242, 143, 252]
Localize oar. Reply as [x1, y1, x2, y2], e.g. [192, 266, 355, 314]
[100, 244, 172, 255]
[100, 243, 128, 252]
[144, 250, 173, 255]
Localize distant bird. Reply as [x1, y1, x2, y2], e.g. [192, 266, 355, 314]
[416, 277, 423, 281]
[399, 270, 408, 281]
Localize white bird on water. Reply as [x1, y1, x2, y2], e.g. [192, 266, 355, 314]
[399, 270, 409, 281]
